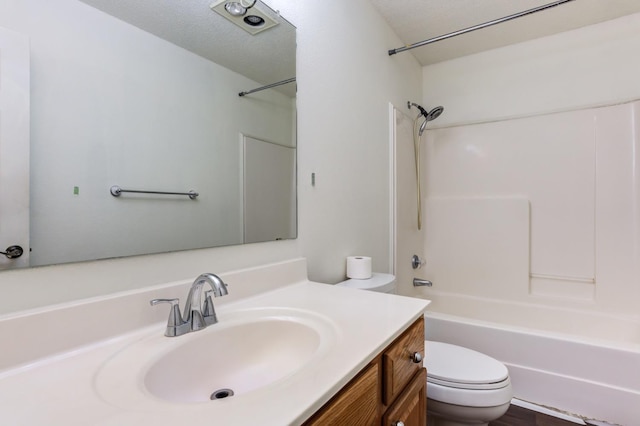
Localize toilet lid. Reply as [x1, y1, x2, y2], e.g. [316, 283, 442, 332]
[336, 273, 396, 292]
[425, 341, 509, 388]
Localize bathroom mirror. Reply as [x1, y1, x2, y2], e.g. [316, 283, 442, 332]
[0, 0, 296, 270]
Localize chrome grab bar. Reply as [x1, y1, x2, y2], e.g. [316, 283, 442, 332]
[388, 0, 576, 56]
[239, 77, 296, 97]
[110, 185, 199, 200]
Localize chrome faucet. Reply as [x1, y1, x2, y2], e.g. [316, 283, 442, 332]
[150, 273, 229, 337]
[184, 273, 228, 330]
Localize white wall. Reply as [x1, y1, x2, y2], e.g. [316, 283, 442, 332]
[273, 0, 423, 283]
[423, 12, 640, 127]
[0, 0, 423, 314]
[243, 136, 296, 243]
[415, 14, 640, 318]
[418, 102, 640, 319]
[0, 0, 294, 267]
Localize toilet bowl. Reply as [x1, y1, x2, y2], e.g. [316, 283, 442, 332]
[336, 274, 513, 425]
[425, 341, 512, 426]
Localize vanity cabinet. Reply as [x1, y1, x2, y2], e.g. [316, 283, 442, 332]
[304, 362, 380, 425]
[304, 316, 426, 426]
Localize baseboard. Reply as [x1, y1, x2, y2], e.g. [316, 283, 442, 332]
[507, 364, 635, 426]
[511, 398, 586, 424]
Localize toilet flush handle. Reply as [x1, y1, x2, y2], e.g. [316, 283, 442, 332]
[410, 352, 423, 363]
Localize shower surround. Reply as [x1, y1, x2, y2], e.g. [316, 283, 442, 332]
[399, 100, 640, 425]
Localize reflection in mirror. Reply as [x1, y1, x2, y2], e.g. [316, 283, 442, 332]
[0, 0, 296, 270]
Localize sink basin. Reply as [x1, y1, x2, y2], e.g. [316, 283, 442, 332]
[94, 308, 337, 407]
[146, 317, 323, 403]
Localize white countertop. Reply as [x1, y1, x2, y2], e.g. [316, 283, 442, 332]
[0, 259, 429, 425]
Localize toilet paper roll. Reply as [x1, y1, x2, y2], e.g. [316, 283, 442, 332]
[346, 256, 372, 279]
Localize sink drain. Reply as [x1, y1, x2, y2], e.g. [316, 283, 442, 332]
[210, 388, 235, 400]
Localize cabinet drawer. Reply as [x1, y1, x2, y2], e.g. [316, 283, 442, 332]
[382, 368, 427, 426]
[382, 317, 424, 405]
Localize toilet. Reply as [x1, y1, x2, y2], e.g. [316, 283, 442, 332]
[336, 274, 513, 426]
[336, 272, 397, 293]
[425, 341, 512, 426]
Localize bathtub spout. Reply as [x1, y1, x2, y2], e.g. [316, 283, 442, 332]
[413, 278, 432, 287]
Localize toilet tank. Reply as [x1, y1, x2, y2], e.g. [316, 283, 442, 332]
[336, 273, 396, 294]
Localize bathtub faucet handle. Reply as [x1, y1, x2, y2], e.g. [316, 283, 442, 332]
[411, 254, 426, 269]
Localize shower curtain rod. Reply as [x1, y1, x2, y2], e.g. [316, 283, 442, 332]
[238, 77, 296, 97]
[388, 0, 576, 56]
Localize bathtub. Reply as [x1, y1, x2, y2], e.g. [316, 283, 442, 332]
[421, 293, 640, 426]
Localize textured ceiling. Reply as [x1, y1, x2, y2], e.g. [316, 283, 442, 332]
[74, 0, 640, 91]
[369, 0, 640, 66]
[77, 0, 296, 97]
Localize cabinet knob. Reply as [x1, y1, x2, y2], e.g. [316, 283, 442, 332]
[394, 422, 405, 426]
[411, 352, 423, 363]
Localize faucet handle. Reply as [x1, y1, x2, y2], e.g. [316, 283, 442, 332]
[150, 298, 189, 337]
[203, 291, 214, 315]
[203, 290, 218, 326]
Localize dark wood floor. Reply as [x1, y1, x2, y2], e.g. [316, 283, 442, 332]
[489, 405, 580, 426]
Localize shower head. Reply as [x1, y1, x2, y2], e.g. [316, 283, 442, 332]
[426, 106, 444, 122]
[419, 106, 444, 135]
[408, 102, 444, 135]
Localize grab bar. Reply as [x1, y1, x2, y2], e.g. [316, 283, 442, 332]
[110, 185, 199, 200]
[239, 77, 296, 97]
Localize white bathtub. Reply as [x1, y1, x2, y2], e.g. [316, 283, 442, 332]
[421, 293, 640, 426]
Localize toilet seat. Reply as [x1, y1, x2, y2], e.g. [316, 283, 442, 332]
[428, 376, 510, 391]
[425, 341, 513, 408]
[425, 341, 508, 388]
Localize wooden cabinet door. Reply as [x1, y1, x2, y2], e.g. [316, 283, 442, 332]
[383, 318, 424, 405]
[382, 368, 427, 426]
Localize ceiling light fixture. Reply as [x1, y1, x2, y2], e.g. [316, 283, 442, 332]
[210, 0, 279, 35]
[223, 0, 257, 17]
[243, 14, 265, 27]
